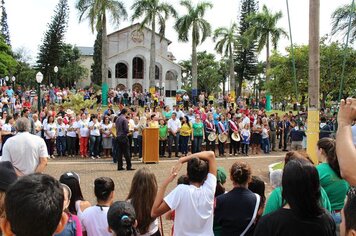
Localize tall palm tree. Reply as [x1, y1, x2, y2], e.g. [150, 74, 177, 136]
[131, 0, 177, 90]
[213, 23, 239, 95]
[175, 0, 213, 96]
[245, 5, 288, 83]
[331, 2, 356, 43]
[76, 0, 127, 106]
[245, 4, 287, 111]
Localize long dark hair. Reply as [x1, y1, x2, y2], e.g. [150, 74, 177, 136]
[184, 116, 191, 128]
[126, 168, 158, 234]
[282, 158, 324, 218]
[59, 174, 84, 215]
[317, 138, 340, 177]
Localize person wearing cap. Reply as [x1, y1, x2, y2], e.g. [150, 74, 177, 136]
[1, 117, 48, 176]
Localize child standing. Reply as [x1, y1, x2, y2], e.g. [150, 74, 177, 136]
[261, 123, 270, 154]
[241, 124, 251, 156]
[159, 119, 168, 157]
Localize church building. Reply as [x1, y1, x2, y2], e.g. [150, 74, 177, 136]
[78, 23, 182, 96]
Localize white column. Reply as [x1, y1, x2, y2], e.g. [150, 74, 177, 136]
[127, 60, 132, 91]
[144, 57, 150, 92]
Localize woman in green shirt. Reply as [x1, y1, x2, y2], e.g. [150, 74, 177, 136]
[264, 151, 332, 216]
[159, 119, 168, 157]
[192, 115, 205, 153]
[316, 138, 349, 224]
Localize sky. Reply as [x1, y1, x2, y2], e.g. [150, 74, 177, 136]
[6, 0, 351, 64]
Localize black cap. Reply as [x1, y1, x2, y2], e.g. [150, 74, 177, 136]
[59, 171, 80, 183]
[0, 161, 17, 191]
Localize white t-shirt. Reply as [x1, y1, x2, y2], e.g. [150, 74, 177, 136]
[167, 118, 181, 133]
[78, 120, 89, 137]
[81, 206, 111, 236]
[262, 127, 269, 139]
[2, 123, 12, 132]
[0, 132, 48, 175]
[56, 123, 66, 137]
[101, 123, 112, 138]
[66, 123, 77, 138]
[89, 121, 100, 136]
[164, 173, 217, 236]
[44, 123, 56, 139]
[34, 120, 42, 136]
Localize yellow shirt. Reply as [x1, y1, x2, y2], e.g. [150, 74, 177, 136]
[180, 123, 192, 136]
[149, 121, 159, 128]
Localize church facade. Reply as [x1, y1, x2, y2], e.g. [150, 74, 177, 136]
[78, 23, 182, 96]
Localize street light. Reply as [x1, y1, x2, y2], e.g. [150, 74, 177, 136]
[36, 72, 43, 113]
[11, 76, 15, 87]
[54, 66, 58, 87]
[5, 76, 9, 85]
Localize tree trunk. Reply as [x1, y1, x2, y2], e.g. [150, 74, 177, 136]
[237, 77, 243, 97]
[101, 13, 109, 106]
[149, 17, 156, 88]
[265, 36, 270, 83]
[229, 46, 235, 95]
[191, 24, 198, 91]
[307, 0, 320, 164]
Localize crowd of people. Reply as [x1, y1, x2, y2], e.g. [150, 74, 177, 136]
[0, 81, 355, 235]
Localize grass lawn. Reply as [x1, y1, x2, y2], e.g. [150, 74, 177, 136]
[271, 161, 284, 171]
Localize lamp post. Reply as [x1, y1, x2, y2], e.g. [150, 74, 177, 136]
[54, 66, 58, 87]
[11, 76, 15, 87]
[5, 76, 9, 85]
[36, 72, 43, 113]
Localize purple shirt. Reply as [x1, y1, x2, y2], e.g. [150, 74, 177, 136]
[115, 114, 129, 137]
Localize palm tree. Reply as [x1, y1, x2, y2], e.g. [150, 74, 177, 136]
[213, 23, 239, 95]
[76, 0, 127, 106]
[131, 0, 177, 90]
[245, 4, 287, 111]
[331, 2, 356, 43]
[175, 0, 213, 96]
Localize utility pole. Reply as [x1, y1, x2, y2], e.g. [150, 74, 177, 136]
[307, 0, 320, 164]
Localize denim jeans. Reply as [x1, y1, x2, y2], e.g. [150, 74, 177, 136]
[180, 136, 189, 155]
[193, 136, 203, 153]
[262, 138, 270, 154]
[89, 135, 100, 157]
[133, 138, 139, 156]
[168, 133, 180, 157]
[138, 135, 143, 158]
[159, 139, 167, 156]
[56, 136, 67, 156]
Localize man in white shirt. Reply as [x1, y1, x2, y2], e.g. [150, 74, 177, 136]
[242, 113, 251, 127]
[174, 106, 184, 120]
[82, 177, 115, 236]
[167, 113, 181, 158]
[1, 118, 48, 175]
[151, 151, 217, 236]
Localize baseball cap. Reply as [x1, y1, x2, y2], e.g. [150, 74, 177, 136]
[59, 171, 80, 183]
[0, 161, 18, 191]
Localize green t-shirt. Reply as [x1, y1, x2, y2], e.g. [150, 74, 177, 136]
[159, 125, 168, 139]
[163, 111, 172, 119]
[193, 122, 204, 137]
[263, 186, 331, 216]
[317, 163, 350, 211]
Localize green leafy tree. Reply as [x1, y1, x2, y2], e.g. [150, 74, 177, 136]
[37, 0, 69, 86]
[0, 35, 17, 77]
[0, 0, 10, 46]
[91, 29, 102, 86]
[331, 2, 356, 42]
[175, 0, 213, 93]
[63, 93, 96, 114]
[213, 23, 239, 95]
[267, 40, 356, 108]
[58, 44, 88, 87]
[179, 51, 222, 95]
[76, 0, 127, 106]
[13, 47, 36, 87]
[245, 5, 288, 84]
[235, 0, 258, 97]
[131, 0, 177, 88]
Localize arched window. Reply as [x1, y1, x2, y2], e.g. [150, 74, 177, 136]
[155, 65, 160, 80]
[108, 70, 112, 78]
[132, 57, 144, 79]
[165, 71, 175, 80]
[115, 63, 128, 78]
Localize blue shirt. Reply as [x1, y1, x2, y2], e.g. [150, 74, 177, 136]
[6, 89, 14, 98]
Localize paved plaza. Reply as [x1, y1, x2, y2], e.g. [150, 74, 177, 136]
[45, 153, 284, 235]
